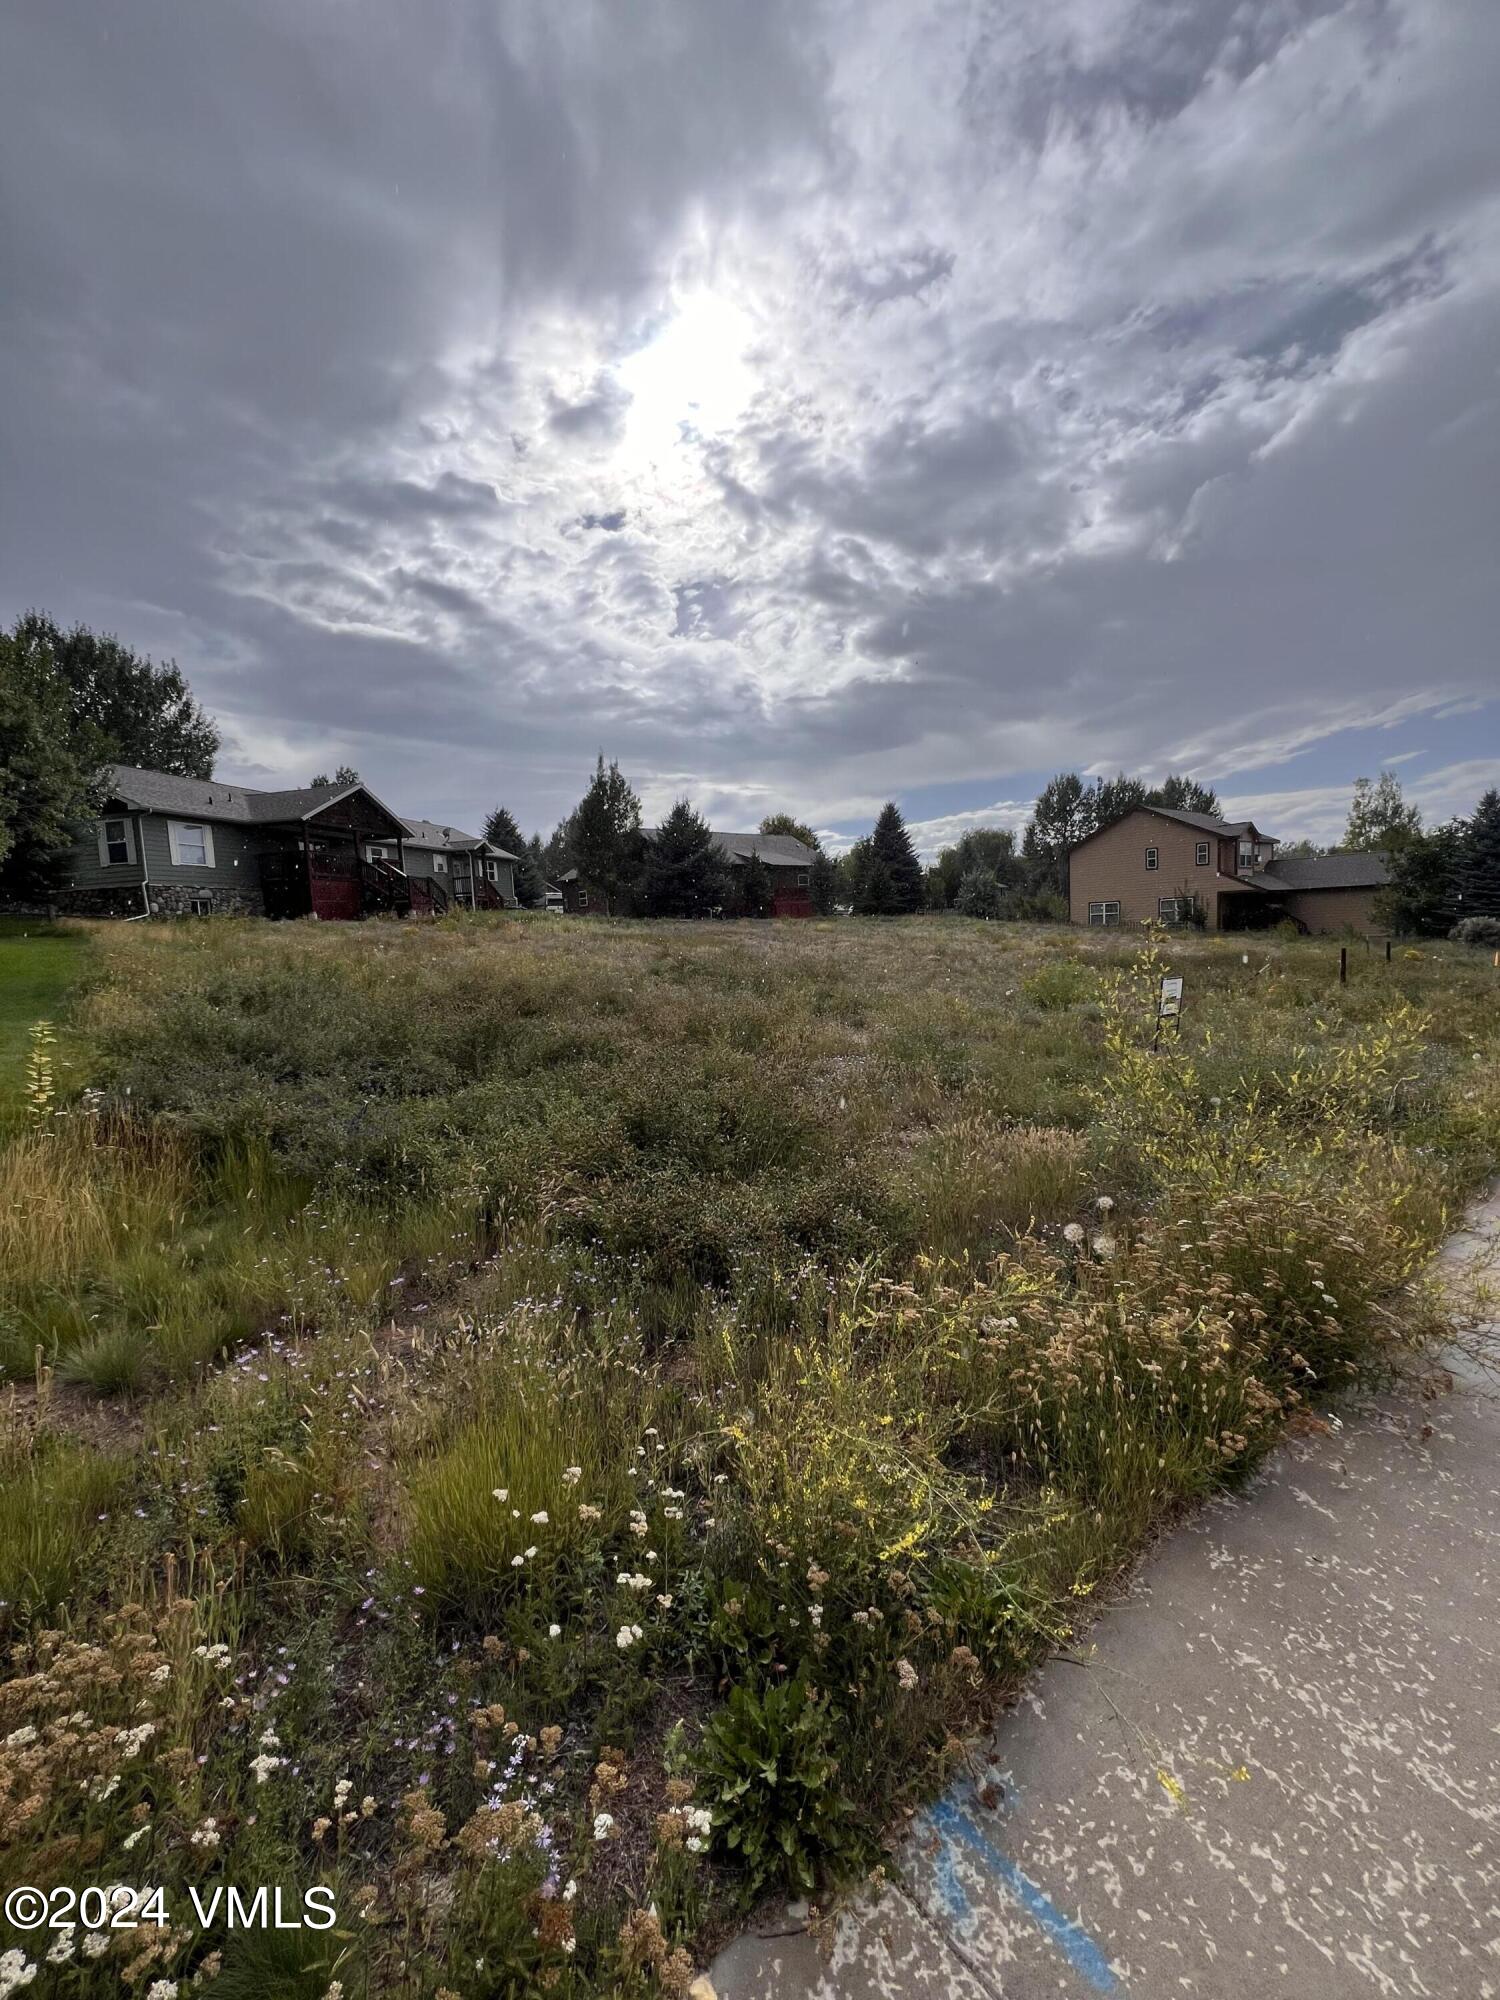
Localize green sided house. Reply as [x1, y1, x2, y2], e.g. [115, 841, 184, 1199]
[48, 764, 517, 920]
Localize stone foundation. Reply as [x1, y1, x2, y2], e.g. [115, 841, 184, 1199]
[49, 883, 265, 919]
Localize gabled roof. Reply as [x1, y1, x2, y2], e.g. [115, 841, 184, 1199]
[103, 763, 406, 835]
[1249, 850, 1391, 892]
[399, 816, 517, 860]
[1068, 804, 1269, 851]
[711, 831, 816, 867]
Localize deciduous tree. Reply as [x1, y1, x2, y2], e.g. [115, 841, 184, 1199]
[11, 611, 219, 779]
[0, 627, 97, 898]
[1345, 771, 1422, 853]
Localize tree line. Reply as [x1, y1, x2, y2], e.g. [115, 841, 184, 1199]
[4, 611, 1495, 934]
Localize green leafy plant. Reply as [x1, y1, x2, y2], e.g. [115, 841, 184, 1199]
[695, 1676, 870, 1896]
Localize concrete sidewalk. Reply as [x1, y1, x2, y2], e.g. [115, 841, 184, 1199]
[710, 1194, 1500, 2000]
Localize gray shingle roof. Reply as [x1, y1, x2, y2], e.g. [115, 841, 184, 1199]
[711, 831, 816, 867]
[1249, 851, 1391, 892]
[399, 817, 516, 859]
[103, 763, 387, 826]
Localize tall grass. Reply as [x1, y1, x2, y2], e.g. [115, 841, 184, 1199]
[0, 915, 1495, 1995]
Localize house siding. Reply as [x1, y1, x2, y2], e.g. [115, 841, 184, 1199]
[1069, 812, 1225, 928]
[66, 814, 148, 892]
[58, 811, 265, 915]
[1279, 887, 1386, 935]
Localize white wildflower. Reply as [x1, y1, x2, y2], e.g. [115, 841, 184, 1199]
[3, 1726, 37, 1749]
[0, 1954, 37, 1997]
[548, 1623, 562, 1639]
[895, 1657, 920, 1692]
[250, 1751, 284, 1784]
[530, 1511, 549, 1525]
[615, 1624, 643, 1650]
[492, 1488, 509, 1502]
[593, 1812, 616, 1840]
[562, 1466, 582, 1486]
[1062, 1223, 1086, 1246]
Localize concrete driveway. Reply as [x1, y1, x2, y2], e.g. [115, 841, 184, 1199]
[710, 1194, 1499, 2000]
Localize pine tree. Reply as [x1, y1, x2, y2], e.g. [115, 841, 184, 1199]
[567, 756, 643, 914]
[1459, 789, 1500, 918]
[858, 802, 923, 914]
[1378, 822, 1463, 936]
[484, 804, 545, 905]
[738, 848, 774, 918]
[643, 800, 728, 917]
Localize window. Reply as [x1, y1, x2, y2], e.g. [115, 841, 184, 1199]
[1158, 897, 1192, 923]
[578, 890, 589, 910]
[366, 844, 390, 862]
[1195, 841, 1210, 866]
[796, 870, 810, 887]
[433, 854, 448, 874]
[168, 820, 214, 867]
[97, 817, 134, 867]
[189, 896, 213, 918]
[1087, 901, 1120, 927]
[1145, 847, 1159, 871]
[1238, 846, 1257, 872]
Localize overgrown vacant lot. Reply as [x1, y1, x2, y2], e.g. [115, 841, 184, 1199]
[2, 914, 1497, 1997]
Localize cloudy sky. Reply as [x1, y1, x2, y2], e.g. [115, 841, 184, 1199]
[3, 0, 1497, 855]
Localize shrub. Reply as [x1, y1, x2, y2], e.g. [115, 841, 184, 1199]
[1021, 959, 1095, 1010]
[696, 1677, 869, 1896]
[1450, 914, 1500, 947]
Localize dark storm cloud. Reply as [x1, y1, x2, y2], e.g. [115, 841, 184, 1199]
[1, 0, 1496, 836]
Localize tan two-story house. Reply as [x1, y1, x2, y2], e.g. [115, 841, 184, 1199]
[1068, 806, 1390, 934]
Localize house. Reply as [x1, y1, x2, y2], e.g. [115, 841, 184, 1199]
[558, 832, 818, 917]
[378, 820, 517, 913]
[1067, 806, 1391, 934]
[711, 833, 817, 917]
[47, 763, 514, 920]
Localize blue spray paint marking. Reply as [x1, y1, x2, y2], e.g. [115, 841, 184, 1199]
[925, 1796, 1121, 1994]
[930, 1828, 973, 1931]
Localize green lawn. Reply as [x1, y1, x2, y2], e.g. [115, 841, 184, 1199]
[0, 917, 89, 1119]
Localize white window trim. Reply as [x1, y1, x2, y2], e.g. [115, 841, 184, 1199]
[168, 819, 216, 868]
[1144, 846, 1159, 871]
[367, 844, 390, 862]
[1088, 900, 1121, 927]
[1195, 841, 1210, 866]
[433, 853, 448, 873]
[97, 816, 136, 867]
[1158, 896, 1189, 922]
[796, 870, 811, 887]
